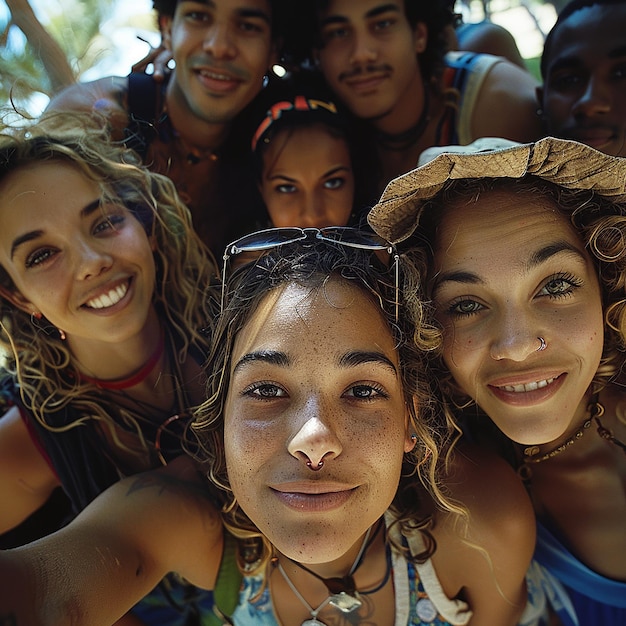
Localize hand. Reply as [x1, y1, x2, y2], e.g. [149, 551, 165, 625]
[131, 37, 173, 82]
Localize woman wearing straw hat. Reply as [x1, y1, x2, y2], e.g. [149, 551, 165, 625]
[368, 136, 626, 625]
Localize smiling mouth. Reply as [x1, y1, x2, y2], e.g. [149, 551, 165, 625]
[197, 69, 239, 83]
[85, 281, 129, 309]
[498, 377, 556, 393]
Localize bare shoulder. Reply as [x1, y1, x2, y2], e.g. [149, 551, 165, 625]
[0, 405, 60, 532]
[431, 444, 534, 623]
[46, 76, 130, 136]
[472, 57, 542, 142]
[443, 443, 534, 540]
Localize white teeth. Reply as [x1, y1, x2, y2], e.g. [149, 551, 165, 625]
[86, 282, 128, 309]
[502, 378, 554, 393]
[199, 70, 231, 81]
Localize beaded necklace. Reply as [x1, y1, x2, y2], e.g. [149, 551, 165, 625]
[519, 396, 626, 480]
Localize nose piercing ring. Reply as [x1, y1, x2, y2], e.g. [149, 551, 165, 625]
[537, 337, 547, 352]
[306, 460, 324, 471]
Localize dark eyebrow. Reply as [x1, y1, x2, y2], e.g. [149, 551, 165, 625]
[81, 198, 102, 218]
[432, 241, 588, 296]
[527, 241, 587, 268]
[320, 2, 400, 27]
[547, 55, 583, 75]
[233, 350, 290, 374]
[183, 0, 270, 23]
[233, 349, 397, 376]
[238, 7, 271, 23]
[549, 45, 626, 75]
[339, 350, 398, 376]
[10, 199, 101, 259]
[268, 165, 350, 183]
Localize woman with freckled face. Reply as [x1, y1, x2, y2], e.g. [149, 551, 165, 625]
[368, 135, 626, 625]
[0, 231, 535, 626]
[0, 117, 219, 626]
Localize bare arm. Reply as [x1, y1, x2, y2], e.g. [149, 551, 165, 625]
[433, 444, 535, 626]
[472, 59, 543, 143]
[45, 76, 131, 140]
[0, 456, 223, 626]
[5, 0, 75, 92]
[0, 406, 60, 534]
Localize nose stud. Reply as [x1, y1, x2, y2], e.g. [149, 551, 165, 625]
[306, 460, 324, 471]
[537, 337, 547, 352]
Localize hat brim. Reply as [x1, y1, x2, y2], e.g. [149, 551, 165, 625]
[367, 137, 626, 243]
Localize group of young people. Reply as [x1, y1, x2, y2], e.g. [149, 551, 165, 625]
[0, 0, 624, 625]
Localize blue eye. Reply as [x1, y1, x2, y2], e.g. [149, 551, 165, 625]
[276, 184, 297, 194]
[324, 177, 345, 190]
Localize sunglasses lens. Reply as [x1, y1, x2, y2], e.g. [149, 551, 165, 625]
[228, 228, 306, 255]
[319, 227, 390, 250]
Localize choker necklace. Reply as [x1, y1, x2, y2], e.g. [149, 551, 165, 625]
[277, 520, 389, 625]
[520, 396, 626, 479]
[376, 87, 431, 151]
[79, 327, 165, 390]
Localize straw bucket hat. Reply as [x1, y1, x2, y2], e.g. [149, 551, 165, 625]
[367, 137, 626, 244]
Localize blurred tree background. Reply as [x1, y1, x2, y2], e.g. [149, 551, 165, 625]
[1, 0, 155, 114]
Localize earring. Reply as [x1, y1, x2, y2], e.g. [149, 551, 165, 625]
[29, 312, 66, 340]
[262, 74, 270, 88]
[410, 434, 417, 444]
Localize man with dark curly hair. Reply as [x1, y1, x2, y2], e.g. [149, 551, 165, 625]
[301, 0, 542, 193]
[46, 0, 287, 259]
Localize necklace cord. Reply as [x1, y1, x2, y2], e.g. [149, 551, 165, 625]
[78, 326, 166, 390]
[275, 518, 389, 624]
[376, 86, 431, 151]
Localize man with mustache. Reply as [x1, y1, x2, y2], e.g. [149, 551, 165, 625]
[537, 0, 626, 157]
[46, 0, 284, 258]
[306, 0, 542, 193]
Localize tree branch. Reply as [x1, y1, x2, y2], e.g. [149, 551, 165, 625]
[6, 0, 76, 93]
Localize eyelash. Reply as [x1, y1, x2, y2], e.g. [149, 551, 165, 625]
[445, 272, 584, 318]
[241, 381, 388, 401]
[538, 272, 583, 298]
[346, 383, 388, 401]
[243, 382, 285, 400]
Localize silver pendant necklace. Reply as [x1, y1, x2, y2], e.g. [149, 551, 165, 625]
[276, 524, 374, 625]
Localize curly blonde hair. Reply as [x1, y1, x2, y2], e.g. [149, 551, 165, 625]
[191, 236, 464, 578]
[0, 114, 218, 462]
[404, 176, 626, 416]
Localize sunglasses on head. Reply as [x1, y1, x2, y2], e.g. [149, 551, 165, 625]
[221, 227, 399, 321]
